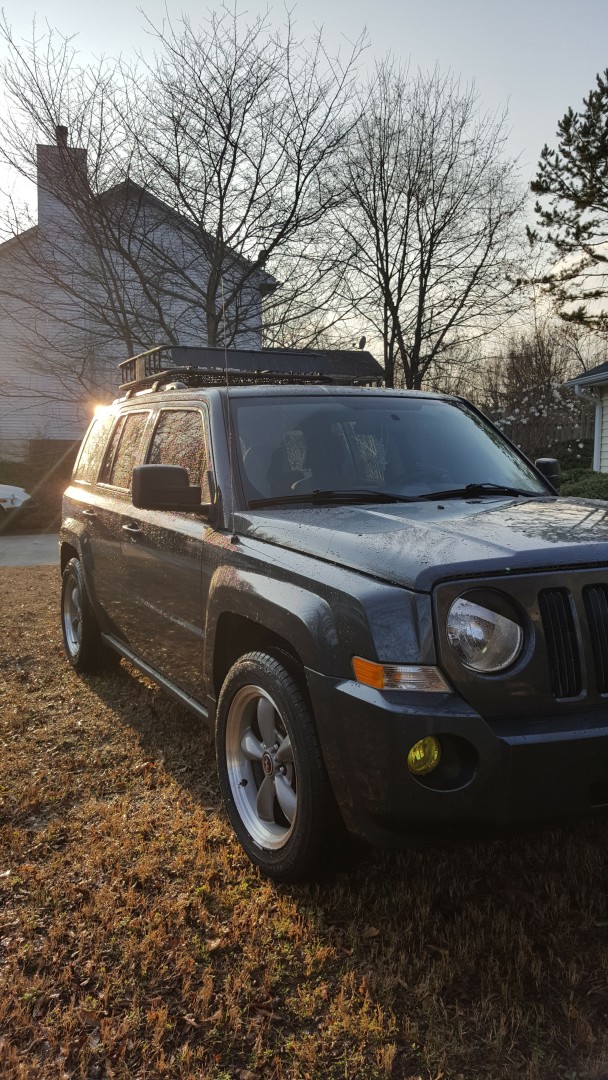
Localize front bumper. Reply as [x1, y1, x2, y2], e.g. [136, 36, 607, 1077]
[305, 669, 608, 847]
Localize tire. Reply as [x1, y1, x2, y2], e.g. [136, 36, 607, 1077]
[61, 557, 116, 673]
[216, 651, 336, 882]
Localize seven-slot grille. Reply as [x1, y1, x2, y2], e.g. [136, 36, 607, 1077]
[539, 584, 608, 699]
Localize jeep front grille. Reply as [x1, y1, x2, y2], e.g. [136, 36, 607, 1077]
[437, 569, 608, 717]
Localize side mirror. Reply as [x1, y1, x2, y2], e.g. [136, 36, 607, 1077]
[535, 457, 561, 492]
[132, 464, 212, 515]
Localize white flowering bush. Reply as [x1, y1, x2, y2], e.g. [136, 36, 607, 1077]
[473, 328, 595, 461]
[491, 379, 593, 461]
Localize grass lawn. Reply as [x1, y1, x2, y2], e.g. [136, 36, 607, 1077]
[1, 566, 608, 1079]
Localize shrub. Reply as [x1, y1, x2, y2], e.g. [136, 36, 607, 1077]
[560, 471, 608, 500]
[553, 437, 594, 471]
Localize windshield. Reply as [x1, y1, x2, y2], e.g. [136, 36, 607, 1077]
[231, 394, 548, 506]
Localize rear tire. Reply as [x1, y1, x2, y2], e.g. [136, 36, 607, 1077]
[216, 651, 337, 882]
[61, 557, 116, 673]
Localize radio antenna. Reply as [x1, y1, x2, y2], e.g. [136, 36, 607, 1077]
[221, 277, 237, 541]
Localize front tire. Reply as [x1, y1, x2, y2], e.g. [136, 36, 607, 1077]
[216, 652, 336, 882]
[61, 557, 115, 673]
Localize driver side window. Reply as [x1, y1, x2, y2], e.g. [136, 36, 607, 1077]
[148, 409, 211, 500]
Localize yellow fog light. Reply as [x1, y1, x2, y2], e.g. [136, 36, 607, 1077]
[407, 737, 441, 776]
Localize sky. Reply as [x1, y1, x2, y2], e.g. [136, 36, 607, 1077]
[1, 0, 607, 184]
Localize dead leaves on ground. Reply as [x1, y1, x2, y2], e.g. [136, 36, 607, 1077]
[1, 567, 608, 1080]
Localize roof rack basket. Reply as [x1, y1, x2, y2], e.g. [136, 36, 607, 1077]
[118, 345, 385, 393]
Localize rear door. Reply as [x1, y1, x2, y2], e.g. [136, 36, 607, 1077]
[88, 409, 152, 636]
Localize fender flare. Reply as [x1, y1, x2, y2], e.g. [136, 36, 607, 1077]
[204, 566, 342, 681]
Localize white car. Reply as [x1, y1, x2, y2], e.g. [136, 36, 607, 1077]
[0, 483, 34, 519]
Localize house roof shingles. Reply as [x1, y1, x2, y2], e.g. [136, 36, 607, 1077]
[567, 360, 608, 388]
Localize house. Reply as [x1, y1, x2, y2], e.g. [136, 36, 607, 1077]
[566, 364, 608, 472]
[0, 127, 275, 461]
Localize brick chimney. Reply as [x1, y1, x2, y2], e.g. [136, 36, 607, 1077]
[36, 126, 88, 228]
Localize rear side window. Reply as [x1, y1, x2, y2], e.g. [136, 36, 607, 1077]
[100, 412, 149, 489]
[73, 412, 115, 484]
[148, 409, 211, 498]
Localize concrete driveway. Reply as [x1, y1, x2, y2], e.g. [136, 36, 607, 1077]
[0, 533, 59, 567]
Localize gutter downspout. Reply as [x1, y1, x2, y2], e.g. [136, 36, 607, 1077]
[574, 384, 601, 472]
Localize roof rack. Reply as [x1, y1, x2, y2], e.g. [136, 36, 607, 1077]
[118, 345, 385, 393]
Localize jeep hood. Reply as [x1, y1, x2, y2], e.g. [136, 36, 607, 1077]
[236, 496, 608, 591]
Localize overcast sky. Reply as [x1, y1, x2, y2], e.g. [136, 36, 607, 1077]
[1, 0, 607, 184]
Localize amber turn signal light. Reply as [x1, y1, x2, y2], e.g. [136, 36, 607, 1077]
[352, 657, 451, 693]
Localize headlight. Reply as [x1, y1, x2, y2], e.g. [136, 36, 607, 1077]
[446, 596, 523, 673]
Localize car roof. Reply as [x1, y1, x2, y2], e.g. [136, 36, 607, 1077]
[116, 383, 453, 407]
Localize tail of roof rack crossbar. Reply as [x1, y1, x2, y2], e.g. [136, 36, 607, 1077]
[118, 345, 385, 393]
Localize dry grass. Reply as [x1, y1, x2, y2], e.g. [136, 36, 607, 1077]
[1, 566, 608, 1080]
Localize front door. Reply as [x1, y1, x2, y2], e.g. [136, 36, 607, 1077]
[120, 406, 213, 702]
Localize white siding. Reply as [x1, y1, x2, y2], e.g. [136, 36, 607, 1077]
[600, 388, 608, 473]
[0, 246, 118, 452]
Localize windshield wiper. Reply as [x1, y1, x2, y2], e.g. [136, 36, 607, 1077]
[248, 488, 417, 509]
[248, 482, 544, 509]
[417, 482, 542, 501]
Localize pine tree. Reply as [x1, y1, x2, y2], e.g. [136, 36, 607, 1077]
[528, 70, 608, 331]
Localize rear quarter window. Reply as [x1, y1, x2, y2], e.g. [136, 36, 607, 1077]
[72, 412, 115, 484]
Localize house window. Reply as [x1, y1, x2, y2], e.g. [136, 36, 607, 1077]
[101, 412, 150, 489]
[148, 409, 210, 498]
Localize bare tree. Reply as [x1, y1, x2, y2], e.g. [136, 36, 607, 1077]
[337, 62, 526, 388]
[118, 8, 365, 347]
[0, 8, 364, 411]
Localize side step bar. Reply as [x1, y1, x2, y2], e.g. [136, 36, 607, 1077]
[102, 634, 211, 728]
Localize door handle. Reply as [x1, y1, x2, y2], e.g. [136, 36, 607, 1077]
[82, 508, 97, 518]
[122, 522, 142, 536]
